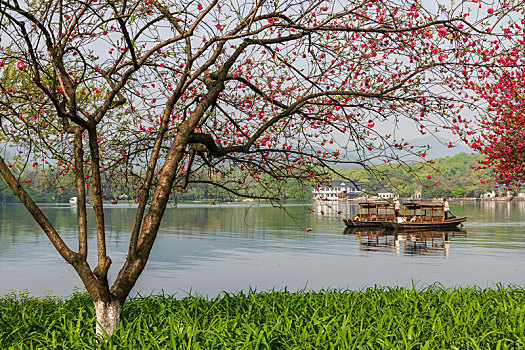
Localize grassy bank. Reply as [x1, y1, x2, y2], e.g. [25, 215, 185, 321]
[1, 286, 525, 349]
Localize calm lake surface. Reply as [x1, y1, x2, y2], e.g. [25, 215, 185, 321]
[1, 201, 524, 297]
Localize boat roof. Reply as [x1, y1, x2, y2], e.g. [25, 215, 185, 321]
[358, 201, 394, 209]
[403, 202, 444, 210]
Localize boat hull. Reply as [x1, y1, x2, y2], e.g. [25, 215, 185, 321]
[382, 217, 467, 230]
[343, 219, 389, 228]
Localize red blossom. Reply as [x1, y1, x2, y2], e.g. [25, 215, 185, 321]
[468, 66, 525, 186]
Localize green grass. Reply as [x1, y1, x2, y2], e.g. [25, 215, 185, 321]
[1, 286, 525, 349]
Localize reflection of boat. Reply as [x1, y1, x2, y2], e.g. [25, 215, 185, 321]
[347, 227, 466, 256]
[382, 202, 467, 230]
[343, 201, 395, 228]
[69, 197, 78, 204]
[395, 230, 466, 256]
[347, 227, 397, 251]
[344, 227, 387, 235]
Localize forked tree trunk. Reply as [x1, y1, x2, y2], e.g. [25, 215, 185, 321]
[94, 299, 122, 338]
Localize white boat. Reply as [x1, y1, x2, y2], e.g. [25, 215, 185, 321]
[69, 197, 78, 204]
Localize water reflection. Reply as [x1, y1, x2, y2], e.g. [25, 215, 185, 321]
[313, 201, 358, 220]
[2, 201, 525, 297]
[345, 228, 467, 257]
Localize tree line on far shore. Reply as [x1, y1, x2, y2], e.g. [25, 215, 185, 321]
[1, 152, 497, 203]
[338, 152, 497, 200]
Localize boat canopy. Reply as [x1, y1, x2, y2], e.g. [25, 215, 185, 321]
[358, 201, 394, 209]
[402, 202, 444, 211]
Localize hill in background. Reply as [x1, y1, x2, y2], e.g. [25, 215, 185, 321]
[332, 135, 474, 170]
[335, 152, 493, 199]
[407, 135, 474, 159]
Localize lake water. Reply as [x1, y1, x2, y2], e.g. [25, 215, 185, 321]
[1, 201, 524, 297]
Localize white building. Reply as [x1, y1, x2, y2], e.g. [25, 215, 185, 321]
[481, 191, 494, 198]
[377, 187, 395, 199]
[313, 180, 364, 201]
[482, 184, 525, 199]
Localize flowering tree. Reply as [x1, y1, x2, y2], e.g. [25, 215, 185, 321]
[469, 64, 525, 187]
[0, 0, 521, 336]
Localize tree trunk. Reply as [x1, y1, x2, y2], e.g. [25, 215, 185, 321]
[94, 299, 122, 338]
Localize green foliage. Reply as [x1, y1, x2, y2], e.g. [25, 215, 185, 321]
[337, 153, 494, 198]
[0, 171, 77, 203]
[0, 152, 498, 203]
[2, 286, 525, 349]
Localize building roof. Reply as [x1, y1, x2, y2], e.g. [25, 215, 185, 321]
[376, 187, 393, 194]
[317, 180, 364, 187]
[493, 183, 525, 190]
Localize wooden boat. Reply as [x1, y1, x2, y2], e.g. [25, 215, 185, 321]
[382, 202, 467, 230]
[343, 201, 395, 228]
